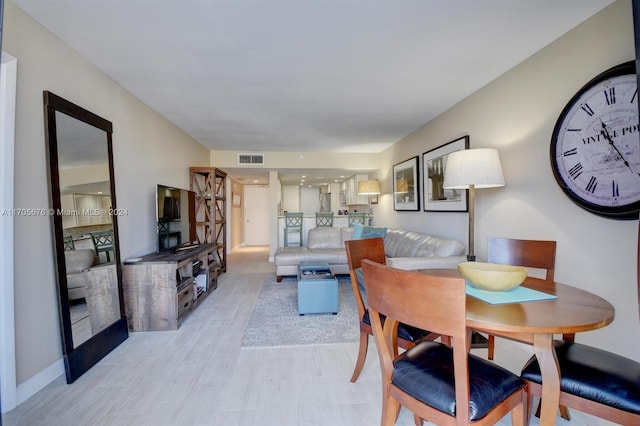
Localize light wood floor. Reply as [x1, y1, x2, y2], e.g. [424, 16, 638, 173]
[3, 246, 615, 426]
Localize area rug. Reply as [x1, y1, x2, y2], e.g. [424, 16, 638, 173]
[241, 277, 360, 347]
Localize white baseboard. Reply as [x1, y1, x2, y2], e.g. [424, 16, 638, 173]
[15, 358, 64, 408]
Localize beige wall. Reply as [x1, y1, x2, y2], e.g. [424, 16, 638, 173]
[374, 0, 639, 359]
[229, 178, 244, 249]
[4, 0, 210, 390]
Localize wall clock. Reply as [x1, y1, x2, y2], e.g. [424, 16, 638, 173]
[550, 61, 640, 219]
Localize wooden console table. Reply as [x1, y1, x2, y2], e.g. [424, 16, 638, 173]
[123, 243, 217, 331]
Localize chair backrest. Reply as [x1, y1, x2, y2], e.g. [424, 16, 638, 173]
[158, 217, 170, 236]
[348, 212, 366, 226]
[361, 260, 471, 420]
[63, 235, 75, 251]
[91, 230, 114, 250]
[487, 237, 556, 280]
[315, 212, 333, 227]
[344, 237, 386, 319]
[285, 212, 304, 228]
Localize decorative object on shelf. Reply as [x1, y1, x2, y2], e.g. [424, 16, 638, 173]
[550, 61, 640, 220]
[443, 148, 505, 261]
[232, 192, 241, 207]
[357, 179, 381, 214]
[392, 156, 420, 211]
[458, 261, 527, 292]
[423, 136, 470, 212]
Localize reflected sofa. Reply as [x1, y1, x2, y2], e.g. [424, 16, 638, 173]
[274, 226, 466, 281]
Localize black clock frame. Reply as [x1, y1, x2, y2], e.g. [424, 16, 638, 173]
[550, 61, 640, 220]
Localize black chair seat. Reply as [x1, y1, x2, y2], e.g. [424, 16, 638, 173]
[521, 340, 640, 415]
[392, 341, 524, 421]
[362, 310, 430, 343]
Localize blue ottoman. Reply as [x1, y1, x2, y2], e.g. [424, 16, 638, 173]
[297, 262, 339, 315]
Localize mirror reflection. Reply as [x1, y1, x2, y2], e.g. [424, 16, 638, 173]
[56, 111, 120, 348]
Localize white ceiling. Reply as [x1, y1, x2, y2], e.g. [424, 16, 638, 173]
[13, 0, 614, 185]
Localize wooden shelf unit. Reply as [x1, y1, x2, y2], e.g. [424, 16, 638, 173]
[190, 167, 227, 274]
[122, 243, 217, 331]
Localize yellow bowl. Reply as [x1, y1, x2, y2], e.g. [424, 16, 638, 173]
[458, 261, 527, 292]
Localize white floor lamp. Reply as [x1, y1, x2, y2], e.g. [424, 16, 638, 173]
[443, 148, 505, 261]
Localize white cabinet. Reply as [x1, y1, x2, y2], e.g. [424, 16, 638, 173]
[61, 193, 112, 229]
[343, 174, 368, 205]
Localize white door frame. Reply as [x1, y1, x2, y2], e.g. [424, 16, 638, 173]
[1, 51, 18, 413]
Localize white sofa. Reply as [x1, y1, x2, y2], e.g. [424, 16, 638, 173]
[274, 226, 466, 281]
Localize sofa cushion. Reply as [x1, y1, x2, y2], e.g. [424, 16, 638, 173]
[353, 223, 388, 240]
[384, 229, 464, 258]
[307, 227, 343, 249]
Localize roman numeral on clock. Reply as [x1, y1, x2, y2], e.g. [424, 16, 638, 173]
[581, 103, 595, 117]
[612, 180, 619, 197]
[585, 176, 598, 193]
[632, 88, 638, 104]
[563, 148, 577, 156]
[604, 87, 616, 105]
[568, 163, 583, 179]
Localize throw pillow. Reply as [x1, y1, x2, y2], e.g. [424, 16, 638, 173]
[353, 222, 387, 240]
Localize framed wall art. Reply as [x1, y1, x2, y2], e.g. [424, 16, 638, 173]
[393, 156, 420, 211]
[422, 136, 469, 212]
[232, 192, 241, 207]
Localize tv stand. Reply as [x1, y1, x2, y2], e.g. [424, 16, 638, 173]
[123, 243, 218, 331]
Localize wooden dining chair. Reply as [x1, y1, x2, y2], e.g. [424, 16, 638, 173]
[344, 237, 438, 383]
[486, 237, 568, 360]
[361, 260, 527, 426]
[487, 237, 573, 421]
[521, 340, 640, 425]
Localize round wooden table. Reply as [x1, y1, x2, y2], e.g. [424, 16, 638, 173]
[420, 270, 615, 426]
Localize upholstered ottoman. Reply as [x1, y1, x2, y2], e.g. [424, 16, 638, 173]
[297, 262, 338, 315]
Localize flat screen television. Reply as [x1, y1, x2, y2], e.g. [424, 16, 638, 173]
[156, 184, 197, 252]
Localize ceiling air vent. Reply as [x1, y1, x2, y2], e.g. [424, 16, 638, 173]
[237, 153, 265, 165]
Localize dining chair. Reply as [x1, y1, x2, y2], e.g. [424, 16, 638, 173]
[315, 212, 333, 227]
[361, 260, 527, 425]
[521, 340, 640, 425]
[90, 229, 115, 263]
[344, 238, 439, 383]
[283, 212, 304, 247]
[63, 235, 75, 251]
[486, 237, 567, 360]
[347, 212, 366, 227]
[487, 237, 572, 421]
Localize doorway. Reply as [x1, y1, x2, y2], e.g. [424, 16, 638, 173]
[244, 185, 269, 246]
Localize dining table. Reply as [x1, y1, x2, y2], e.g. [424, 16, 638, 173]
[418, 269, 616, 426]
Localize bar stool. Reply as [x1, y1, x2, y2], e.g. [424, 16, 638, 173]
[315, 212, 334, 227]
[284, 212, 304, 247]
[348, 212, 366, 227]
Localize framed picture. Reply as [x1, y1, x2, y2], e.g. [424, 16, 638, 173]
[232, 192, 241, 207]
[422, 136, 469, 212]
[393, 156, 420, 211]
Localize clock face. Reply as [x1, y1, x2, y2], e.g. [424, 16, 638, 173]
[551, 62, 640, 219]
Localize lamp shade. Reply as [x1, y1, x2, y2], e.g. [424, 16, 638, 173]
[443, 148, 505, 189]
[358, 180, 381, 195]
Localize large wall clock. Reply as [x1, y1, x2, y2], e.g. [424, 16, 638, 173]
[550, 61, 640, 219]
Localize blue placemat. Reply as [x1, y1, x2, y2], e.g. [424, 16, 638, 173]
[465, 281, 557, 305]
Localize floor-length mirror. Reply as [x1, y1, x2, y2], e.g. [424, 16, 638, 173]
[44, 91, 128, 383]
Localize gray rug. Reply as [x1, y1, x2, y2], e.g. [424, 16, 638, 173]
[241, 277, 360, 347]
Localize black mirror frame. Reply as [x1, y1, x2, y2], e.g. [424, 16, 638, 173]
[43, 91, 128, 383]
